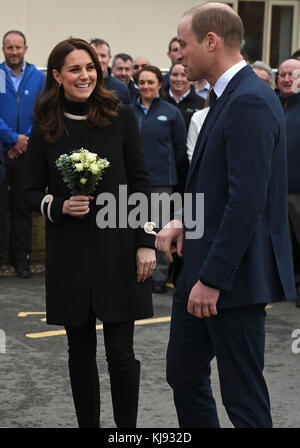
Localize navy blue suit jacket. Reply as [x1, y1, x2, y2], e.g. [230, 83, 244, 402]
[180, 65, 296, 308]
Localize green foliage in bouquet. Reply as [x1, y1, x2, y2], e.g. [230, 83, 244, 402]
[56, 148, 110, 196]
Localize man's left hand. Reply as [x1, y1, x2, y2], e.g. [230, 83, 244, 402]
[187, 280, 220, 318]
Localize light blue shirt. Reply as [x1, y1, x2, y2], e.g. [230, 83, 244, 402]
[195, 81, 210, 99]
[4, 61, 26, 92]
[138, 95, 160, 115]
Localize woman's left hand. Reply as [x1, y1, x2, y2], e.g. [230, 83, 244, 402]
[136, 248, 156, 283]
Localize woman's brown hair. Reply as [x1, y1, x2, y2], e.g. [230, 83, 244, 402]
[34, 38, 119, 143]
[136, 65, 167, 100]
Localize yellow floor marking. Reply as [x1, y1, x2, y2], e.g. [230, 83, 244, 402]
[18, 312, 46, 317]
[22, 304, 273, 339]
[25, 316, 171, 339]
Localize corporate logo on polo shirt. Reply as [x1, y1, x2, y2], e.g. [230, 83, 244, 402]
[157, 115, 168, 121]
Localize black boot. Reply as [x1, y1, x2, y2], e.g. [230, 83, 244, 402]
[109, 359, 140, 428]
[12, 253, 32, 279]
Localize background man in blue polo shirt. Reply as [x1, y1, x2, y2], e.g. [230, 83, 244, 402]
[0, 30, 45, 278]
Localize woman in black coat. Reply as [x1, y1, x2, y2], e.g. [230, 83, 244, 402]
[23, 38, 156, 428]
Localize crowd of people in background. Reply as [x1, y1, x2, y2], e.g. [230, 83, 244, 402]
[1, 30, 300, 302]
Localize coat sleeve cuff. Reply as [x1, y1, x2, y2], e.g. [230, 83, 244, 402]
[198, 251, 240, 291]
[40, 194, 66, 224]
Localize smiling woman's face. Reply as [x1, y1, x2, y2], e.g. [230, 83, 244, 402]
[138, 70, 161, 102]
[52, 49, 97, 102]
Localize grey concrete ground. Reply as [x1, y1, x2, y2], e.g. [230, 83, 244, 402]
[0, 272, 299, 429]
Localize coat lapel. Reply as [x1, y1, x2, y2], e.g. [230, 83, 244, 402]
[185, 65, 253, 189]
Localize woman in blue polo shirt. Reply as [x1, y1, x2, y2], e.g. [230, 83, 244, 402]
[132, 65, 186, 293]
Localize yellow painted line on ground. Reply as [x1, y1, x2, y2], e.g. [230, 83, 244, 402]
[25, 316, 171, 339]
[18, 312, 46, 317]
[22, 304, 273, 339]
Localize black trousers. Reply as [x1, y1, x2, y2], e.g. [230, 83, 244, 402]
[65, 309, 140, 428]
[0, 152, 32, 261]
[167, 274, 272, 428]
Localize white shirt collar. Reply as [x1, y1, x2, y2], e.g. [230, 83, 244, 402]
[169, 87, 191, 103]
[213, 60, 247, 99]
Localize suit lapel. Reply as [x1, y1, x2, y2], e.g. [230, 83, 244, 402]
[185, 65, 253, 189]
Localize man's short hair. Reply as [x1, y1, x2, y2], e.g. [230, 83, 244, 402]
[90, 38, 111, 54]
[3, 30, 26, 45]
[90, 38, 110, 48]
[168, 37, 179, 52]
[252, 60, 275, 87]
[186, 4, 244, 50]
[292, 49, 300, 60]
[112, 53, 133, 67]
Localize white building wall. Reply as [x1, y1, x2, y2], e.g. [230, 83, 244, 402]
[0, 0, 299, 69]
[0, 0, 200, 69]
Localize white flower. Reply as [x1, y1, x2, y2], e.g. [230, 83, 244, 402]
[75, 163, 84, 172]
[86, 152, 97, 163]
[70, 152, 81, 162]
[89, 162, 100, 175]
[80, 177, 87, 184]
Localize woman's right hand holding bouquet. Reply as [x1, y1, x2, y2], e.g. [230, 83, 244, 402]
[63, 195, 94, 217]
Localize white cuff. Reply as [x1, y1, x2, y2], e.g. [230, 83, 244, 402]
[40, 194, 54, 223]
[144, 221, 156, 235]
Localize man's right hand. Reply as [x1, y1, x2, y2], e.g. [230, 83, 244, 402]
[155, 219, 183, 263]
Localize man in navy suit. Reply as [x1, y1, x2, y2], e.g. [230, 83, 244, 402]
[155, 3, 296, 428]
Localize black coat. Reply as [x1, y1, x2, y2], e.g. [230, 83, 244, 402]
[166, 86, 205, 130]
[23, 105, 154, 326]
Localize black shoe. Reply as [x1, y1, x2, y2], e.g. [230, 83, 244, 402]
[13, 256, 33, 279]
[152, 281, 167, 294]
[296, 296, 300, 308]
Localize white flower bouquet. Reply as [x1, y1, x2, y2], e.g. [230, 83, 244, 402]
[55, 148, 110, 196]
